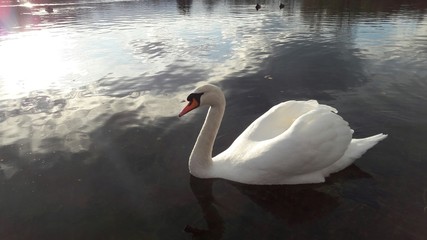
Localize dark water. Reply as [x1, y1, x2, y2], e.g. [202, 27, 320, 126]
[1, 0, 427, 239]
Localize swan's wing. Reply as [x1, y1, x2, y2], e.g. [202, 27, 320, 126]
[256, 108, 353, 175]
[213, 100, 321, 163]
[238, 100, 336, 142]
[214, 103, 352, 182]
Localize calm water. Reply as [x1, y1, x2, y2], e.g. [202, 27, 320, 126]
[1, 0, 427, 239]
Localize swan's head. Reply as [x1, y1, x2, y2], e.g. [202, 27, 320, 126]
[179, 84, 225, 117]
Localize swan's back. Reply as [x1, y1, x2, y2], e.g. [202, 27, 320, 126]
[242, 100, 337, 141]
[212, 100, 355, 184]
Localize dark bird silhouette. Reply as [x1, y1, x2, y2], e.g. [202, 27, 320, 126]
[280, 3, 285, 9]
[255, 3, 261, 11]
[45, 6, 53, 13]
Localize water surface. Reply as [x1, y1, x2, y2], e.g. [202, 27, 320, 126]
[1, 0, 427, 239]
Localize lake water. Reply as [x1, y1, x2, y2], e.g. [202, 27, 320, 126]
[1, 0, 427, 239]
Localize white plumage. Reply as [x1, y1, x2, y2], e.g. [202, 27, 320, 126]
[179, 84, 387, 185]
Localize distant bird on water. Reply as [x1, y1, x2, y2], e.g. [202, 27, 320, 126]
[280, 3, 285, 9]
[45, 6, 53, 13]
[255, 4, 261, 11]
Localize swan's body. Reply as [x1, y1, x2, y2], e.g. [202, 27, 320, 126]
[179, 85, 387, 185]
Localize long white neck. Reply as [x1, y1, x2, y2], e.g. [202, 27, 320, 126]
[189, 99, 225, 177]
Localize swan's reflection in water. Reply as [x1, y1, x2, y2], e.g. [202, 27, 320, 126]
[186, 177, 224, 239]
[186, 177, 339, 239]
[186, 165, 374, 239]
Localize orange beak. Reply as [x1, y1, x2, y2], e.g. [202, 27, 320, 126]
[179, 99, 199, 117]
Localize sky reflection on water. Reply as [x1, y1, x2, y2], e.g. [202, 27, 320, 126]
[1, 0, 427, 239]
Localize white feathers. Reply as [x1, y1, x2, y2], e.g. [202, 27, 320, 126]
[183, 85, 387, 185]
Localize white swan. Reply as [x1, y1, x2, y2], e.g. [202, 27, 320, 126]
[179, 84, 387, 185]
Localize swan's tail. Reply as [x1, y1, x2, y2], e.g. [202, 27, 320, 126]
[323, 133, 388, 176]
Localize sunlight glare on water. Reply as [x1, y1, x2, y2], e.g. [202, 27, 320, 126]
[0, 31, 79, 98]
